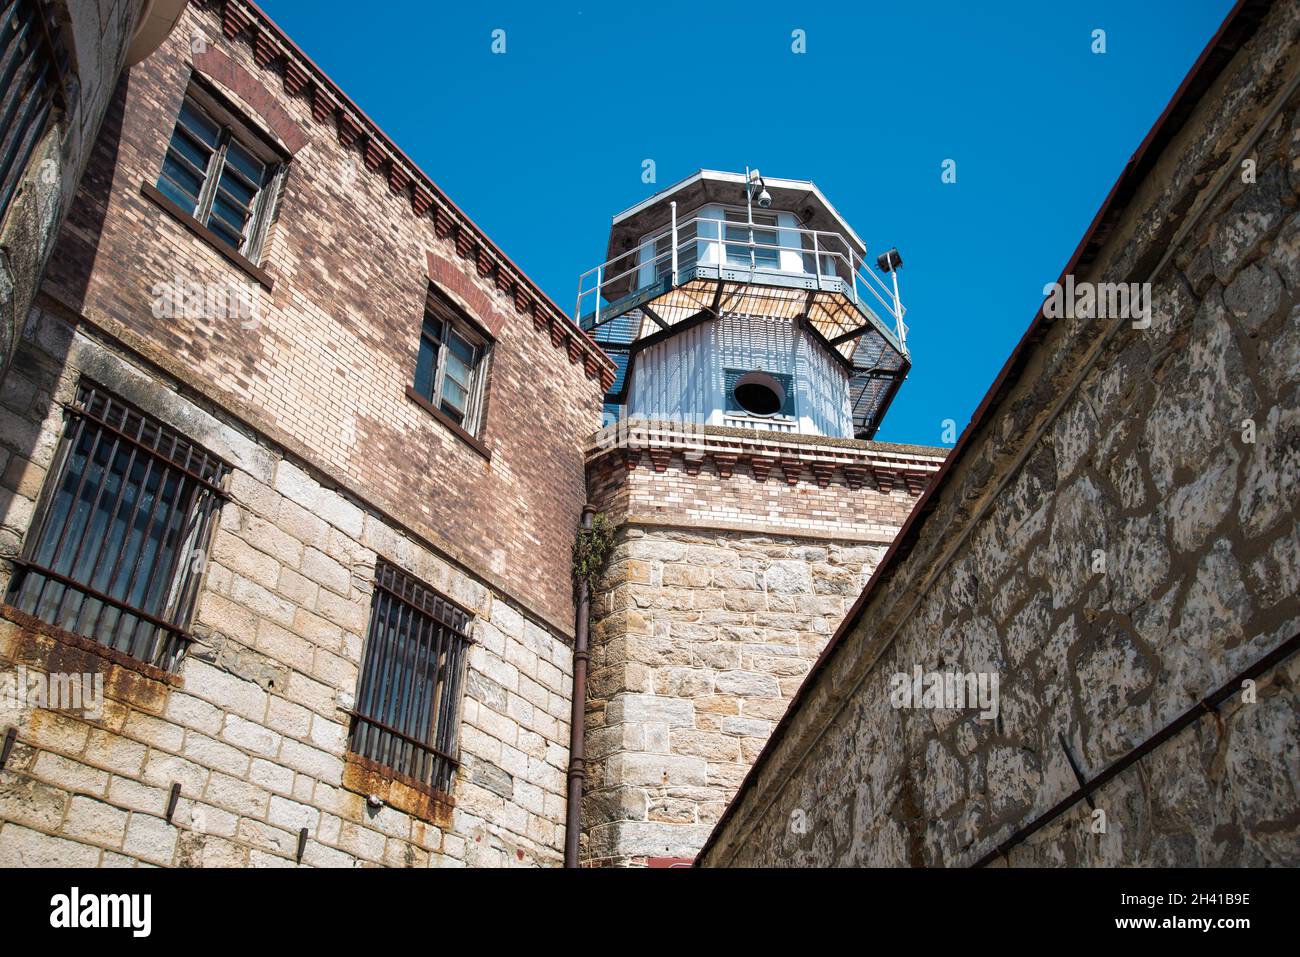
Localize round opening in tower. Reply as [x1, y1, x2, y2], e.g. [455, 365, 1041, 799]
[733, 371, 786, 417]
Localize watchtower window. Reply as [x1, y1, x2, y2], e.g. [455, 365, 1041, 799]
[655, 219, 697, 281]
[724, 210, 780, 269]
[727, 369, 793, 418]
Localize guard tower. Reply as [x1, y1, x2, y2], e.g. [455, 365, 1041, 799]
[576, 168, 910, 438]
[577, 170, 942, 867]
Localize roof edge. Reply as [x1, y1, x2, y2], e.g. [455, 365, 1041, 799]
[209, 0, 616, 386]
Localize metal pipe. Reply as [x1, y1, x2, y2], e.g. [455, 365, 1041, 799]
[564, 504, 596, 868]
[670, 201, 678, 282]
[974, 630, 1300, 867]
[890, 268, 904, 345]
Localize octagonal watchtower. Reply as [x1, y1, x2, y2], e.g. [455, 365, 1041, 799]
[576, 168, 910, 439]
[575, 170, 942, 867]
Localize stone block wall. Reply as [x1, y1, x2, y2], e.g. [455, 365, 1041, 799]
[0, 0, 149, 379]
[0, 300, 574, 867]
[581, 429, 945, 864]
[698, 0, 1300, 868]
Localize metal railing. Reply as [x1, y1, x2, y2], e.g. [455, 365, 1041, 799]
[0, 0, 68, 225]
[576, 203, 908, 349]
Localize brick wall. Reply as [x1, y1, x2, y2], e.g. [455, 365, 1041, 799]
[0, 0, 609, 868]
[699, 0, 1300, 867]
[38, 0, 608, 636]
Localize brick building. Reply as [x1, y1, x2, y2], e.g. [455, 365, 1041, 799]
[0, 0, 616, 867]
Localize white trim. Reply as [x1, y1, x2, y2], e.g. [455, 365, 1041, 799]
[612, 169, 866, 253]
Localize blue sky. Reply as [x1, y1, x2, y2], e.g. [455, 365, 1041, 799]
[259, 0, 1234, 446]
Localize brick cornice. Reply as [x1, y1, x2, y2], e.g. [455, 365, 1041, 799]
[192, 43, 308, 153]
[195, 0, 616, 392]
[584, 421, 946, 496]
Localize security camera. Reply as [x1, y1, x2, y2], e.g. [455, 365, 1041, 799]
[756, 188, 772, 209]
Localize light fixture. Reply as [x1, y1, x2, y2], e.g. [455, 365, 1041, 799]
[877, 248, 903, 272]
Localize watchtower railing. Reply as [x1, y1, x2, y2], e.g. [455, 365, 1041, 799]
[576, 203, 908, 350]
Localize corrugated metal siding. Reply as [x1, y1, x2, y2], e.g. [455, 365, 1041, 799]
[627, 314, 852, 436]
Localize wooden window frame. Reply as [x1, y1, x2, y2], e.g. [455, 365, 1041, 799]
[414, 289, 493, 439]
[157, 85, 286, 263]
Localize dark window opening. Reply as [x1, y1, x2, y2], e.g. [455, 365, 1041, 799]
[348, 561, 471, 794]
[728, 369, 792, 418]
[5, 383, 229, 671]
[157, 89, 283, 261]
[414, 289, 491, 435]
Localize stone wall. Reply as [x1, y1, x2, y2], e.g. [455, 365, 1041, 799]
[0, 314, 574, 866]
[582, 428, 945, 864]
[699, 0, 1300, 868]
[0, 0, 149, 379]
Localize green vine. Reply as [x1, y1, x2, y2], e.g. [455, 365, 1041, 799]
[572, 512, 615, 594]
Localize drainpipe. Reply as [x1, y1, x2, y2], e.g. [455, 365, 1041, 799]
[565, 504, 595, 867]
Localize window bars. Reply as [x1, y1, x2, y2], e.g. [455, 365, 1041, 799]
[5, 383, 230, 672]
[0, 0, 69, 224]
[348, 561, 471, 795]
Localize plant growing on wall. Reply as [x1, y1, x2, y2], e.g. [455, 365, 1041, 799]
[572, 512, 614, 595]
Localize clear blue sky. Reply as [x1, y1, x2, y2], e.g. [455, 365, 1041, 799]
[259, 0, 1235, 446]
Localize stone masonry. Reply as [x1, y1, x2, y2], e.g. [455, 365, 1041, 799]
[0, 0, 154, 381]
[582, 424, 945, 864]
[0, 315, 577, 867]
[699, 0, 1300, 867]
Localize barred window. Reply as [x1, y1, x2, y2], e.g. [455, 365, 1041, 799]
[156, 88, 282, 260]
[5, 383, 229, 671]
[348, 561, 472, 793]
